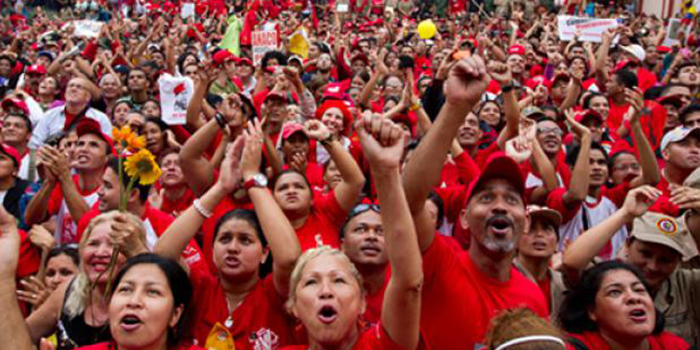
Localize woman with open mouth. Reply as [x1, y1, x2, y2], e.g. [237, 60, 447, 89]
[559, 261, 688, 350]
[281, 114, 423, 350]
[155, 119, 302, 350]
[23, 211, 149, 350]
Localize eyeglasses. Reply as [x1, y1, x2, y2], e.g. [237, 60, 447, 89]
[348, 203, 380, 219]
[537, 127, 563, 136]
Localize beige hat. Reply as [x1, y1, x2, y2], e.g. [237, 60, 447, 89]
[527, 205, 562, 234]
[632, 212, 699, 261]
[683, 167, 700, 189]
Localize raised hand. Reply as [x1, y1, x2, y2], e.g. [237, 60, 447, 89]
[110, 213, 148, 258]
[28, 225, 55, 251]
[443, 55, 490, 109]
[624, 87, 644, 125]
[218, 135, 247, 193]
[0, 205, 20, 280]
[565, 109, 591, 139]
[669, 184, 700, 211]
[622, 185, 662, 218]
[240, 118, 264, 180]
[487, 61, 512, 87]
[17, 276, 51, 307]
[303, 119, 333, 141]
[355, 111, 405, 170]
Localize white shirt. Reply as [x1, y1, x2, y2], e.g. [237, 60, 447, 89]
[29, 105, 112, 150]
[559, 195, 628, 260]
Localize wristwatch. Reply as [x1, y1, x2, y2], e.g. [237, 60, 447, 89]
[243, 173, 268, 191]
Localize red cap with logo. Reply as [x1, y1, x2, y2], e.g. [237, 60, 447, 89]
[508, 45, 526, 56]
[76, 119, 116, 155]
[0, 144, 21, 168]
[26, 64, 47, 75]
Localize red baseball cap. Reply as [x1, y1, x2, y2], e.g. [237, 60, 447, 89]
[26, 64, 46, 75]
[236, 57, 253, 67]
[212, 50, 236, 66]
[464, 152, 526, 207]
[575, 110, 603, 125]
[0, 144, 21, 168]
[1, 98, 29, 115]
[508, 45, 526, 57]
[526, 75, 551, 90]
[281, 122, 307, 141]
[76, 119, 115, 155]
[264, 91, 299, 105]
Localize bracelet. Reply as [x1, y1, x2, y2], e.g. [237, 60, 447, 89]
[409, 101, 422, 111]
[214, 113, 227, 129]
[192, 199, 213, 218]
[501, 84, 514, 93]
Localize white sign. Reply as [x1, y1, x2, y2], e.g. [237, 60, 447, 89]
[181, 3, 195, 19]
[159, 74, 194, 125]
[72, 20, 104, 38]
[557, 15, 620, 42]
[252, 30, 278, 65]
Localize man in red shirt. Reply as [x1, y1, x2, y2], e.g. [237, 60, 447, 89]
[402, 56, 548, 350]
[24, 119, 109, 244]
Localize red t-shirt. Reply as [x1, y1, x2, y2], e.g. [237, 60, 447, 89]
[649, 176, 681, 217]
[76, 342, 204, 350]
[187, 271, 297, 350]
[160, 187, 196, 217]
[568, 331, 688, 350]
[420, 235, 549, 349]
[363, 268, 391, 327]
[17, 229, 40, 279]
[294, 190, 347, 251]
[536, 274, 552, 313]
[280, 324, 408, 350]
[48, 175, 101, 244]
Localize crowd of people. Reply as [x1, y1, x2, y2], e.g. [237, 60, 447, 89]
[0, 0, 699, 349]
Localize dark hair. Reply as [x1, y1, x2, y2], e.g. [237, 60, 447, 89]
[558, 261, 664, 334]
[176, 52, 199, 74]
[106, 156, 151, 203]
[675, 61, 698, 76]
[582, 92, 607, 110]
[272, 169, 312, 196]
[340, 203, 381, 238]
[206, 93, 223, 108]
[613, 69, 638, 89]
[261, 50, 288, 70]
[110, 254, 192, 348]
[48, 245, 80, 267]
[213, 209, 271, 277]
[112, 100, 134, 115]
[4, 113, 33, 132]
[566, 142, 608, 170]
[427, 191, 444, 228]
[679, 103, 700, 125]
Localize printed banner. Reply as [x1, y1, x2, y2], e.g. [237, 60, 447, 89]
[252, 30, 278, 65]
[159, 74, 194, 125]
[557, 15, 620, 42]
[70, 20, 104, 38]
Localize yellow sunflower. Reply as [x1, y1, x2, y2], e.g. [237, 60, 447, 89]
[124, 149, 162, 185]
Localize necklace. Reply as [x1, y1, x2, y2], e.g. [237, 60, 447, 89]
[224, 297, 244, 328]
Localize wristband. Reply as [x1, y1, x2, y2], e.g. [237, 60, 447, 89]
[320, 134, 334, 145]
[193, 199, 213, 218]
[214, 113, 227, 129]
[501, 84, 515, 93]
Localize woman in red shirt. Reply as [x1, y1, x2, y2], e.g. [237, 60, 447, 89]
[281, 114, 422, 350]
[272, 120, 365, 251]
[155, 120, 302, 350]
[559, 261, 689, 350]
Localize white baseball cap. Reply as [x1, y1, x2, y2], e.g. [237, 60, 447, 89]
[661, 126, 700, 150]
[621, 44, 646, 62]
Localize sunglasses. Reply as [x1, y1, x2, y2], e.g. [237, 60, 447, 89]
[348, 203, 380, 218]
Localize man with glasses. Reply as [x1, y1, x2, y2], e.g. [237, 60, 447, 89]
[29, 77, 112, 149]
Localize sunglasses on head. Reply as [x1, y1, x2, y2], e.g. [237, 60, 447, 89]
[348, 203, 380, 218]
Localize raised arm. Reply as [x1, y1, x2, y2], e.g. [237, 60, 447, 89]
[0, 206, 34, 350]
[240, 120, 301, 297]
[594, 28, 614, 88]
[626, 88, 661, 187]
[357, 114, 422, 350]
[303, 120, 365, 211]
[46, 146, 90, 223]
[157, 137, 246, 259]
[561, 111, 592, 208]
[489, 62, 520, 149]
[562, 186, 661, 284]
[402, 56, 490, 252]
